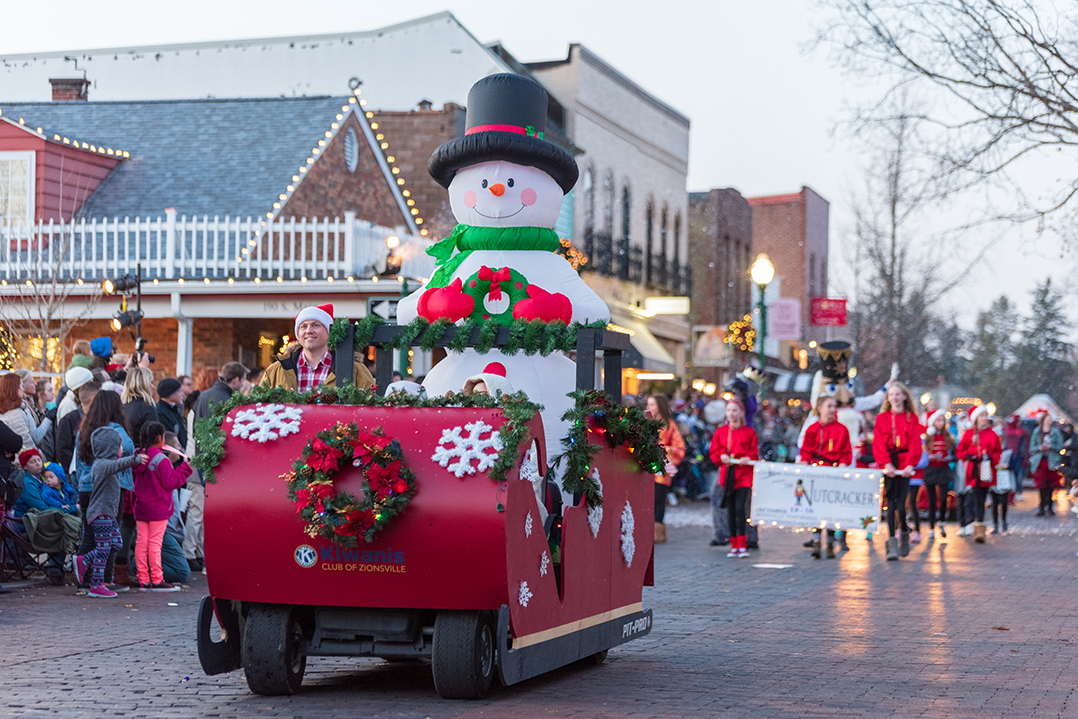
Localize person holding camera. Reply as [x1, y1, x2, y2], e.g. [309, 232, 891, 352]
[122, 368, 160, 452]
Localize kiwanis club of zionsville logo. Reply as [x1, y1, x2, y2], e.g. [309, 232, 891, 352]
[294, 545, 318, 568]
[294, 544, 407, 573]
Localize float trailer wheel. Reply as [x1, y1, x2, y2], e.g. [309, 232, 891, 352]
[431, 610, 495, 699]
[242, 604, 307, 696]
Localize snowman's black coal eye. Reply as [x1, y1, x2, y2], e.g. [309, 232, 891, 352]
[481, 179, 488, 189]
[507, 178, 515, 188]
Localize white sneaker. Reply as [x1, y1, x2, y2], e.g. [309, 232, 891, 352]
[667, 493, 679, 507]
[737, 548, 751, 558]
[726, 548, 740, 558]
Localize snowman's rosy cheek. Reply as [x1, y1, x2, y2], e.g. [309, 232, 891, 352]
[520, 188, 538, 206]
[463, 190, 477, 208]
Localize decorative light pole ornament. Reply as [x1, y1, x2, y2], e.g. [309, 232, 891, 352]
[397, 74, 611, 486]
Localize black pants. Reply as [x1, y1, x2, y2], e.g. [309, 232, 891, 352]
[990, 491, 1009, 525]
[972, 485, 989, 523]
[726, 487, 751, 538]
[654, 483, 668, 523]
[884, 476, 910, 537]
[1038, 485, 1055, 513]
[924, 484, 948, 528]
[906, 484, 922, 532]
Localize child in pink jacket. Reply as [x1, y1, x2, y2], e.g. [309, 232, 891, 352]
[132, 421, 192, 591]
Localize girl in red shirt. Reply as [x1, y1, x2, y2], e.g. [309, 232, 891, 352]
[709, 397, 759, 558]
[956, 404, 1002, 543]
[872, 382, 922, 561]
[799, 395, 853, 558]
[923, 409, 955, 539]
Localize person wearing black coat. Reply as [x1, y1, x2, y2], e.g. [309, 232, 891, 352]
[0, 421, 22, 593]
[154, 378, 187, 449]
[121, 368, 160, 447]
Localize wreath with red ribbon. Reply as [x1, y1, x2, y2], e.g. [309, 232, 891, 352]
[285, 422, 417, 546]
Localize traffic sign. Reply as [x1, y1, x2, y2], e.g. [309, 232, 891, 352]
[367, 298, 399, 322]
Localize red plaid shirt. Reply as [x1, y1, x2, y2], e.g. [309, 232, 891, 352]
[296, 350, 333, 393]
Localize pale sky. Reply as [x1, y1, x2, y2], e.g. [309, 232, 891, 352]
[2, 0, 1066, 329]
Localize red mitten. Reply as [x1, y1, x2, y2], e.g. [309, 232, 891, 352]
[418, 277, 475, 322]
[512, 285, 573, 324]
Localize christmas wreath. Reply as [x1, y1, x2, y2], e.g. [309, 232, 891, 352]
[284, 422, 417, 546]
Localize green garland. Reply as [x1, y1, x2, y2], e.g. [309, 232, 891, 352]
[549, 390, 667, 509]
[192, 383, 540, 486]
[330, 315, 607, 357]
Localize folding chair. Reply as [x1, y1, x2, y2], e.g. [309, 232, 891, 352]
[0, 497, 65, 584]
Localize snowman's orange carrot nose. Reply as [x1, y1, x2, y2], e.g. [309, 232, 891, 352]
[489, 183, 505, 196]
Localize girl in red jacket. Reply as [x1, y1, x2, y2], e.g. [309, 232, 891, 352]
[799, 395, 853, 558]
[923, 410, 956, 539]
[133, 421, 193, 591]
[709, 397, 759, 558]
[956, 404, 1002, 544]
[872, 382, 922, 561]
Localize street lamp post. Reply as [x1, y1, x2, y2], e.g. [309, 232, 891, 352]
[749, 253, 775, 399]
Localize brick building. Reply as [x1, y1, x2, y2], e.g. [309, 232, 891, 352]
[0, 94, 426, 378]
[687, 188, 753, 383]
[748, 186, 830, 350]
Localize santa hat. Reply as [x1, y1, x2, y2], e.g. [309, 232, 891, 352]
[295, 304, 334, 335]
[969, 404, 989, 423]
[18, 448, 41, 469]
[463, 362, 514, 398]
[927, 409, 947, 434]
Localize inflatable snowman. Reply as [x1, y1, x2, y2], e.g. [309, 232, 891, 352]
[397, 73, 610, 475]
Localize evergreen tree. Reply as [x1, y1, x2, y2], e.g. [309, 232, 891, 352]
[968, 296, 1021, 414]
[1013, 280, 1074, 401]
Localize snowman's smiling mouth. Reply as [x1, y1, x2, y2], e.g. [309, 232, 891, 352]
[474, 203, 526, 220]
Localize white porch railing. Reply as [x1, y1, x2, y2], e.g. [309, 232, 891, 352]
[1, 209, 435, 283]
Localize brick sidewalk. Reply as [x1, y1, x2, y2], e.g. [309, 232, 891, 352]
[1, 493, 1076, 718]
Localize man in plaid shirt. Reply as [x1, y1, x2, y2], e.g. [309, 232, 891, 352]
[261, 303, 375, 393]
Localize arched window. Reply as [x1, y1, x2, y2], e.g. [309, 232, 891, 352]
[645, 200, 654, 285]
[618, 185, 631, 280]
[582, 168, 595, 260]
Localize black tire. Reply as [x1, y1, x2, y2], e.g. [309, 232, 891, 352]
[242, 604, 307, 696]
[590, 649, 608, 665]
[431, 610, 495, 699]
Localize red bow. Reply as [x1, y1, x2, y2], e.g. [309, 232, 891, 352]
[477, 266, 511, 301]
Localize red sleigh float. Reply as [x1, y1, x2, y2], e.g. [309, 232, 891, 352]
[196, 324, 654, 698]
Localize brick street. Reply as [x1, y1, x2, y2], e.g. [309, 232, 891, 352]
[2, 493, 1076, 718]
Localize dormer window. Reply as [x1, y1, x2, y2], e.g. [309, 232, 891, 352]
[0, 151, 34, 229]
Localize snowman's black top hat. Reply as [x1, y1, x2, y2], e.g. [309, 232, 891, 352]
[428, 73, 578, 193]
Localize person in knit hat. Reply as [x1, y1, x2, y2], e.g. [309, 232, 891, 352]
[956, 403, 1002, 542]
[57, 366, 94, 421]
[462, 362, 514, 398]
[923, 409, 956, 539]
[18, 448, 43, 480]
[261, 303, 375, 393]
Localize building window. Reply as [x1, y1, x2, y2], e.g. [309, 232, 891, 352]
[0, 151, 35, 229]
[645, 200, 654, 285]
[618, 185, 631, 280]
[582, 168, 595, 259]
[809, 254, 817, 297]
[658, 206, 668, 287]
[672, 212, 681, 290]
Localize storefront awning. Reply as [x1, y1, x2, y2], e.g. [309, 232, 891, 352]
[611, 317, 677, 373]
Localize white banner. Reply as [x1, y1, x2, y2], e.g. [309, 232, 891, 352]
[749, 462, 883, 532]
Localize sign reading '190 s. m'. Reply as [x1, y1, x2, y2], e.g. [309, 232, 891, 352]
[750, 462, 882, 532]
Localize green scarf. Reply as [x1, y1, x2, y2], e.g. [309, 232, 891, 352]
[426, 224, 561, 288]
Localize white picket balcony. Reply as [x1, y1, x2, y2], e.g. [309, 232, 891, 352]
[0, 209, 435, 283]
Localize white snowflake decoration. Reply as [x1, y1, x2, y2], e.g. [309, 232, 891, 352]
[230, 404, 303, 443]
[620, 500, 636, 567]
[519, 446, 540, 483]
[431, 420, 504, 477]
[524, 511, 534, 538]
[587, 467, 603, 538]
[540, 550, 550, 577]
[518, 580, 533, 608]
